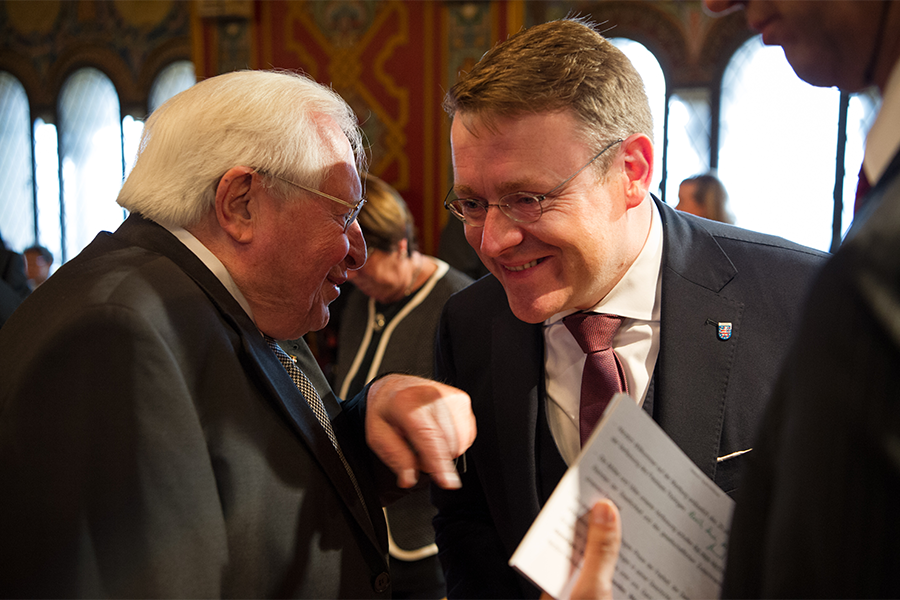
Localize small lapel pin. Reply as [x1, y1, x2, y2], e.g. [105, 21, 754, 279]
[706, 319, 733, 341]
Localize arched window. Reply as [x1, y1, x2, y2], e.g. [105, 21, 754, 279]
[58, 67, 128, 261]
[0, 61, 195, 267]
[149, 60, 196, 113]
[122, 114, 144, 180]
[718, 36, 875, 252]
[34, 118, 61, 264]
[609, 38, 666, 198]
[666, 90, 709, 206]
[123, 60, 196, 178]
[122, 60, 197, 178]
[0, 72, 34, 252]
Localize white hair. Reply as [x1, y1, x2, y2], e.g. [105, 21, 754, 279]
[118, 70, 366, 227]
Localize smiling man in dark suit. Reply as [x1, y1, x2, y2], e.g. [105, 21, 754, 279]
[0, 70, 474, 598]
[431, 18, 826, 599]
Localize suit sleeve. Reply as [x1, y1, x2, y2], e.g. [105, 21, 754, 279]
[431, 305, 529, 599]
[335, 378, 415, 508]
[0, 304, 228, 598]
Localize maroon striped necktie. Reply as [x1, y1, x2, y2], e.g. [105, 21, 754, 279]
[563, 312, 628, 446]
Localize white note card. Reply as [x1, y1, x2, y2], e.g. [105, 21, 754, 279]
[509, 393, 735, 599]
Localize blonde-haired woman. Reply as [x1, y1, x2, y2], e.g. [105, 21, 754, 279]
[338, 174, 472, 599]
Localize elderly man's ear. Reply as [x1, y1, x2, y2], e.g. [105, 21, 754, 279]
[216, 166, 257, 243]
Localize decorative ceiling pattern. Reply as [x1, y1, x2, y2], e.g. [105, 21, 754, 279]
[0, 0, 190, 111]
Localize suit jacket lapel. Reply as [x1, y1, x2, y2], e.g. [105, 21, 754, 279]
[482, 201, 743, 491]
[112, 214, 381, 548]
[655, 201, 743, 481]
[243, 333, 382, 547]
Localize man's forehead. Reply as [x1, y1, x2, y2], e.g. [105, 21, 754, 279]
[450, 110, 530, 143]
[452, 111, 496, 138]
[450, 113, 594, 196]
[309, 115, 361, 197]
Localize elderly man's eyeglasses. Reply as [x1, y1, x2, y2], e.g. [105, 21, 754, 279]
[255, 169, 366, 233]
[443, 139, 624, 227]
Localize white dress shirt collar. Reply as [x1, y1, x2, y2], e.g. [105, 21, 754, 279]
[542, 198, 663, 465]
[161, 223, 256, 323]
[545, 198, 662, 326]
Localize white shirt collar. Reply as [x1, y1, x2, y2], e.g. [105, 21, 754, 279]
[864, 57, 900, 185]
[161, 223, 256, 323]
[545, 197, 663, 326]
[541, 198, 662, 465]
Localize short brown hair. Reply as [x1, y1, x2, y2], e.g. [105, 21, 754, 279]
[443, 18, 652, 175]
[358, 174, 417, 254]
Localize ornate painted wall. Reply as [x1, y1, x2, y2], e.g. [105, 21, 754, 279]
[523, 1, 751, 87]
[193, 0, 751, 253]
[0, 0, 752, 254]
[194, 0, 465, 252]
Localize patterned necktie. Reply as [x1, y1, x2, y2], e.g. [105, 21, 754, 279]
[264, 336, 367, 511]
[563, 313, 628, 446]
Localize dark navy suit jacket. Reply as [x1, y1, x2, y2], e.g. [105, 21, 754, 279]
[432, 199, 827, 599]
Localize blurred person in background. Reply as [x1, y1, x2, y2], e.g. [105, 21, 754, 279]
[334, 173, 472, 599]
[23, 245, 53, 290]
[676, 172, 734, 224]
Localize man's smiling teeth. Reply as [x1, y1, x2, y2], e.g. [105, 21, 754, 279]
[506, 259, 541, 272]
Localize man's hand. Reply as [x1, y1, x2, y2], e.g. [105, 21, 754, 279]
[366, 374, 476, 490]
[540, 500, 622, 600]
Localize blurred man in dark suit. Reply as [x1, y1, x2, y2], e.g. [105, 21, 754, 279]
[572, 2, 900, 598]
[701, 1, 900, 597]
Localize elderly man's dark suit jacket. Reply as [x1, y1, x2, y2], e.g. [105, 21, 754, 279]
[722, 149, 900, 598]
[0, 214, 392, 598]
[432, 199, 827, 599]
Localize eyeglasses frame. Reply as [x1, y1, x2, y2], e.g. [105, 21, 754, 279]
[253, 169, 366, 233]
[443, 138, 625, 227]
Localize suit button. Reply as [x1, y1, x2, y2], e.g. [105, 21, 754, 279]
[373, 571, 390, 593]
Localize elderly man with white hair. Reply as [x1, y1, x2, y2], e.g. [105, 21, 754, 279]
[0, 70, 474, 599]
